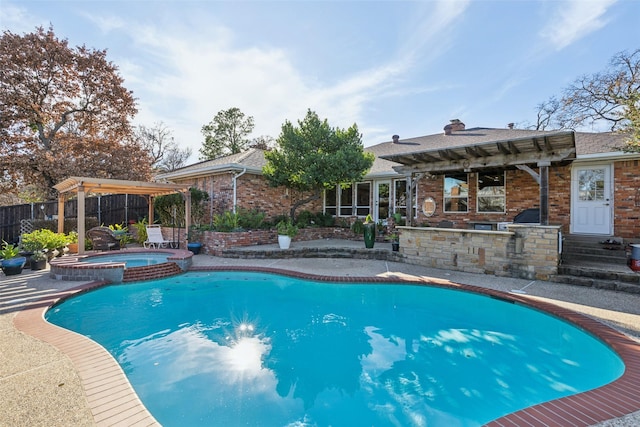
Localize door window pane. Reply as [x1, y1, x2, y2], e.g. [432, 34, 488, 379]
[578, 169, 605, 201]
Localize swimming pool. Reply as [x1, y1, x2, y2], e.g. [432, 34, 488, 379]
[46, 271, 625, 427]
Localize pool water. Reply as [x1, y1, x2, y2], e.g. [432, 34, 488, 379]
[46, 271, 624, 427]
[81, 253, 169, 268]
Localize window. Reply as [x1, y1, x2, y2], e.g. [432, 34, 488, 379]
[324, 187, 337, 216]
[339, 186, 353, 216]
[324, 182, 371, 217]
[355, 182, 371, 216]
[444, 173, 468, 212]
[394, 180, 407, 216]
[477, 172, 505, 213]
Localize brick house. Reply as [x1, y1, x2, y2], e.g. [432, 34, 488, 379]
[156, 120, 639, 240]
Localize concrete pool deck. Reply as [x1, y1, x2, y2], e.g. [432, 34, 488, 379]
[1, 240, 639, 426]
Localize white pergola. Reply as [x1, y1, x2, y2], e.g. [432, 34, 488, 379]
[53, 177, 192, 254]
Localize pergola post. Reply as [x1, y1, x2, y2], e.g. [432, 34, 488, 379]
[57, 195, 65, 234]
[148, 196, 155, 224]
[538, 161, 550, 225]
[405, 173, 413, 227]
[77, 185, 86, 254]
[184, 191, 192, 243]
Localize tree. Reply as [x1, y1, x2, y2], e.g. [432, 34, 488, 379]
[250, 135, 276, 150]
[263, 109, 375, 220]
[136, 122, 192, 172]
[200, 107, 255, 160]
[533, 49, 639, 152]
[0, 26, 152, 201]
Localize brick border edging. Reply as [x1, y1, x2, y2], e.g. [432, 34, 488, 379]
[14, 267, 640, 427]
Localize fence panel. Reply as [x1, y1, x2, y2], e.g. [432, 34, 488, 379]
[0, 194, 149, 244]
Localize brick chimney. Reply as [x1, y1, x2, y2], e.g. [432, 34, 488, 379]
[392, 135, 399, 143]
[444, 119, 465, 135]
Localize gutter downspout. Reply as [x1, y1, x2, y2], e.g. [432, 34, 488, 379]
[232, 168, 247, 213]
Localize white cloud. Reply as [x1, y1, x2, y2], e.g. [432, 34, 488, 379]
[539, 0, 616, 51]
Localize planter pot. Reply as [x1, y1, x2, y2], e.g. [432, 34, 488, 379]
[67, 243, 79, 254]
[363, 223, 376, 249]
[391, 242, 400, 252]
[187, 242, 202, 255]
[30, 258, 47, 270]
[278, 235, 292, 249]
[1, 256, 27, 276]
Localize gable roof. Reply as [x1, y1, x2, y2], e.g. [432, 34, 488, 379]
[155, 127, 635, 182]
[377, 127, 576, 174]
[157, 148, 266, 180]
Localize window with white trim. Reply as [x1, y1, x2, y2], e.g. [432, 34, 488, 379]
[477, 172, 505, 213]
[355, 182, 371, 216]
[324, 187, 337, 216]
[444, 173, 468, 212]
[339, 186, 353, 216]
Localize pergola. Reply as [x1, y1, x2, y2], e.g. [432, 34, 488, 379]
[53, 177, 192, 254]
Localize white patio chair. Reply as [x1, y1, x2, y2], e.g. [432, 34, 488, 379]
[144, 225, 170, 249]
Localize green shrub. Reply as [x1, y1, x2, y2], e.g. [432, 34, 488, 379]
[351, 219, 364, 235]
[237, 208, 266, 230]
[213, 211, 241, 232]
[21, 229, 68, 252]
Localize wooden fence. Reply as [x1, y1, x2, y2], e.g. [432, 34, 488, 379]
[0, 194, 148, 244]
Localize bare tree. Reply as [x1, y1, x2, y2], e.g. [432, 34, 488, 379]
[136, 122, 192, 172]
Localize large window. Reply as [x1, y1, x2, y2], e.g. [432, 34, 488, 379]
[444, 173, 468, 212]
[477, 172, 505, 213]
[324, 182, 371, 217]
[355, 183, 371, 216]
[324, 187, 337, 215]
[339, 186, 353, 216]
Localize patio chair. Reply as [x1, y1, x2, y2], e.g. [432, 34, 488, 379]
[86, 226, 121, 251]
[144, 225, 170, 249]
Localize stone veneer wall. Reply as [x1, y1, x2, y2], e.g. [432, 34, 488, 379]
[398, 224, 561, 280]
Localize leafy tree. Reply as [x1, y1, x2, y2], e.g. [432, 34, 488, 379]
[533, 49, 639, 152]
[200, 107, 255, 160]
[0, 26, 152, 201]
[263, 109, 375, 220]
[136, 122, 192, 172]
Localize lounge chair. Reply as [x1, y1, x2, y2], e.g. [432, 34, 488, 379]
[144, 225, 170, 249]
[87, 226, 121, 251]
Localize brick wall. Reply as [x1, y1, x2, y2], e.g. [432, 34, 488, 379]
[178, 172, 323, 224]
[614, 159, 640, 239]
[399, 224, 560, 280]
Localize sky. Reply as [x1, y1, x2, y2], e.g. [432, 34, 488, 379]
[2, 0, 639, 162]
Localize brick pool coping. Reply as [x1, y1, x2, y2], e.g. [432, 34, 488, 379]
[14, 266, 640, 427]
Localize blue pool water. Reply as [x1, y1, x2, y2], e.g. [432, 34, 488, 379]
[46, 271, 624, 427]
[81, 253, 169, 268]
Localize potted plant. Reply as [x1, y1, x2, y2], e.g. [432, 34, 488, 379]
[276, 219, 298, 249]
[21, 229, 69, 260]
[29, 250, 48, 270]
[388, 232, 400, 252]
[66, 231, 79, 253]
[363, 214, 376, 249]
[187, 226, 203, 254]
[0, 240, 27, 276]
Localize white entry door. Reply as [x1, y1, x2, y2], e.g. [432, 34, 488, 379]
[571, 164, 612, 235]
